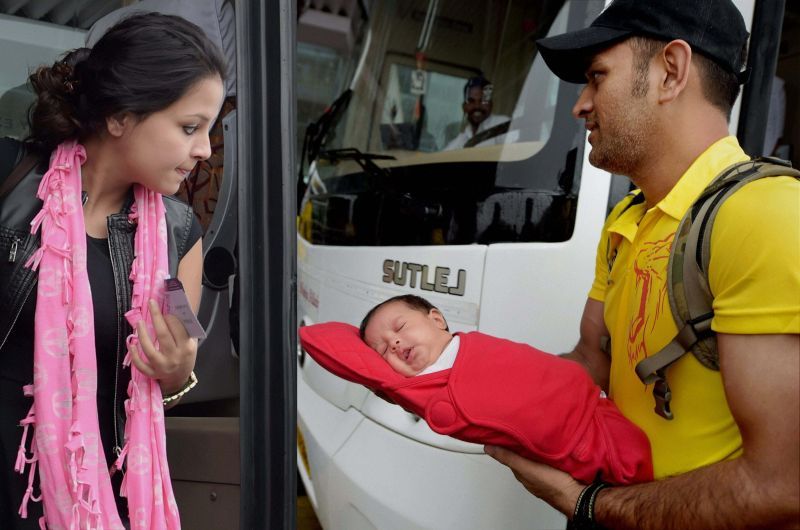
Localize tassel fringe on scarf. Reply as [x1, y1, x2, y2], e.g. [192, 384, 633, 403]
[15, 141, 181, 529]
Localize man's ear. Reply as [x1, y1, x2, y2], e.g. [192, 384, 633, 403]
[105, 112, 133, 138]
[428, 308, 448, 330]
[657, 39, 692, 104]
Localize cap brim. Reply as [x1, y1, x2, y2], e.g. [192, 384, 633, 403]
[537, 26, 632, 84]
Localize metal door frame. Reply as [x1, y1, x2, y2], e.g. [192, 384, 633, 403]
[237, 1, 297, 528]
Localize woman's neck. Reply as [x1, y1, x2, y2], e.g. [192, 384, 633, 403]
[80, 137, 133, 238]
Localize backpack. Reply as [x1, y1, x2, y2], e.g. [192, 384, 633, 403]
[607, 157, 800, 420]
[0, 138, 37, 198]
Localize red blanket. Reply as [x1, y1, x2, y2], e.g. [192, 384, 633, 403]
[299, 322, 653, 484]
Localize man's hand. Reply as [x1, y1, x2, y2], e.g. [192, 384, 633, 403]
[484, 445, 585, 516]
[487, 334, 800, 530]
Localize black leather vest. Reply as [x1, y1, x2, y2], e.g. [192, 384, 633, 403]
[0, 151, 197, 354]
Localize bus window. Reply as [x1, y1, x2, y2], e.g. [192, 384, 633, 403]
[299, 0, 603, 247]
[0, 13, 89, 138]
[297, 42, 358, 158]
[379, 59, 478, 152]
[775, 2, 799, 168]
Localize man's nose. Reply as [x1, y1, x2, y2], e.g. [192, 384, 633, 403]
[572, 85, 593, 119]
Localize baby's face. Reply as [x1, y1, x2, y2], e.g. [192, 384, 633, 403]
[363, 301, 452, 377]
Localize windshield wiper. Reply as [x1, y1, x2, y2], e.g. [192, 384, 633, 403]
[298, 89, 353, 207]
[318, 147, 396, 181]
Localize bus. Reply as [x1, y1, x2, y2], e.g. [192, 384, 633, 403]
[295, 0, 794, 528]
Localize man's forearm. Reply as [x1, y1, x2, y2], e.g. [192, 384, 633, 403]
[595, 457, 799, 530]
[560, 298, 611, 390]
[560, 345, 609, 391]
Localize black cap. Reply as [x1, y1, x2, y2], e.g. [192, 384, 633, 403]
[463, 75, 492, 102]
[536, 0, 749, 84]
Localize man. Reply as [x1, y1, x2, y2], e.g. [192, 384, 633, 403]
[443, 75, 510, 150]
[485, 1, 800, 529]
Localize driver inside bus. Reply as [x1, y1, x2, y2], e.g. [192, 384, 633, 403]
[443, 75, 510, 151]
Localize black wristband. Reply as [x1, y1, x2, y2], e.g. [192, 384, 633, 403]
[571, 481, 609, 530]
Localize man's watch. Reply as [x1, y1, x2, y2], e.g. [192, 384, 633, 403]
[570, 481, 610, 530]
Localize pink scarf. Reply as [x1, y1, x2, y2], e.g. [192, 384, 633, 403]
[15, 141, 181, 529]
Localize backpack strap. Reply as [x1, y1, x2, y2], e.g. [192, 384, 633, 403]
[0, 140, 37, 199]
[0, 155, 37, 199]
[635, 157, 800, 420]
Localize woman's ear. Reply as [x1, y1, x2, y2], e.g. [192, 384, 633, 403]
[428, 309, 448, 330]
[105, 112, 132, 138]
[657, 39, 692, 104]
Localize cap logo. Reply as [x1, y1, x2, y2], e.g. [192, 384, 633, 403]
[482, 84, 494, 104]
[599, 0, 619, 16]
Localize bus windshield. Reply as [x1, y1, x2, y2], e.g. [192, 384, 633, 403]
[298, 0, 604, 247]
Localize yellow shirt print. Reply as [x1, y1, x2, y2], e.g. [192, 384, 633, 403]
[626, 232, 673, 368]
[589, 137, 751, 478]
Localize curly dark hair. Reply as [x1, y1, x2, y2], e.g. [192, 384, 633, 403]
[26, 12, 227, 153]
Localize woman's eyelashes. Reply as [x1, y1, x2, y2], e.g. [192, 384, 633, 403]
[182, 125, 199, 135]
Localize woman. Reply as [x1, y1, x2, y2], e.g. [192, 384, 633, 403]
[0, 13, 226, 529]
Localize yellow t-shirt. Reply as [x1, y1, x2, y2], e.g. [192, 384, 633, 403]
[588, 136, 800, 479]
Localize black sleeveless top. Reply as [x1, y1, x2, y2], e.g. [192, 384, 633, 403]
[0, 213, 201, 530]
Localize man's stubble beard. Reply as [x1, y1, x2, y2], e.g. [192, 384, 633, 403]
[588, 92, 654, 177]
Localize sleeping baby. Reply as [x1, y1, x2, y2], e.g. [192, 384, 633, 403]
[299, 294, 653, 485]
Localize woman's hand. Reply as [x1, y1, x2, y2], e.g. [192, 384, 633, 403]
[130, 298, 198, 395]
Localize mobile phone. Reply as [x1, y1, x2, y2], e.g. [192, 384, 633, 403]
[163, 278, 206, 339]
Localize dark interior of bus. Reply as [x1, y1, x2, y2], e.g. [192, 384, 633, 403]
[302, 0, 599, 247]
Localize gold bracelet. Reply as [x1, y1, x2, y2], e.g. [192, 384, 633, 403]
[162, 371, 198, 405]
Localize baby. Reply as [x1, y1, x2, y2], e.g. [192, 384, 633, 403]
[352, 294, 653, 485]
[360, 294, 455, 377]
